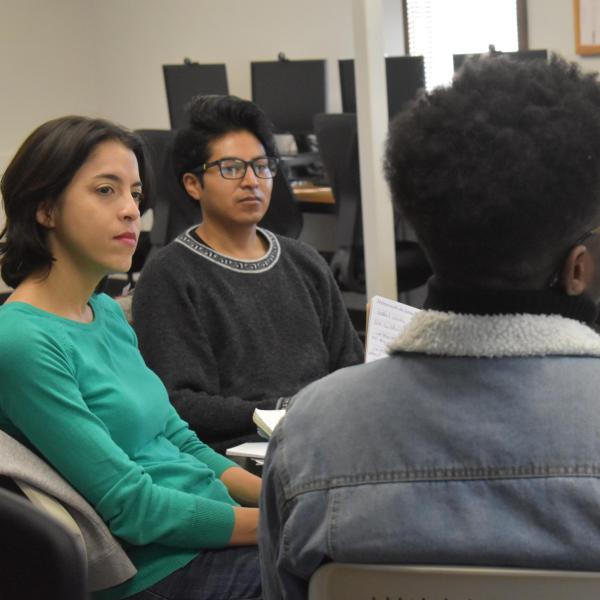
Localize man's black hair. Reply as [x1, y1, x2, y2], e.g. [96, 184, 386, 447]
[384, 55, 600, 288]
[173, 94, 277, 186]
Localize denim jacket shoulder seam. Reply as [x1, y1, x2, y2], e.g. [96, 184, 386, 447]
[326, 489, 340, 557]
[282, 464, 600, 500]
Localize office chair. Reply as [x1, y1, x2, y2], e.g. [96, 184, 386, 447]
[0, 430, 136, 592]
[260, 170, 304, 239]
[308, 563, 600, 600]
[135, 129, 202, 255]
[0, 486, 89, 599]
[314, 113, 431, 304]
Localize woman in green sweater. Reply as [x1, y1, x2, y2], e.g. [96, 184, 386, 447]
[0, 116, 262, 599]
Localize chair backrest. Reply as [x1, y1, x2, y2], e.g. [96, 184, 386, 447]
[314, 113, 431, 299]
[314, 113, 361, 250]
[308, 563, 600, 600]
[314, 113, 365, 291]
[259, 170, 303, 239]
[136, 129, 202, 250]
[0, 487, 89, 599]
[0, 430, 136, 591]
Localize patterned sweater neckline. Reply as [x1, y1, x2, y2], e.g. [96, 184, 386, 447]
[175, 226, 281, 274]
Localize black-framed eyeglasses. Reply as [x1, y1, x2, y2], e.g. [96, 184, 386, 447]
[547, 225, 600, 288]
[198, 156, 279, 180]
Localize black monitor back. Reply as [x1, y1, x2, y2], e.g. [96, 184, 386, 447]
[251, 60, 326, 135]
[339, 56, 425, 119]
[453, 49, 548, 71]
[163, 63, 229, 129]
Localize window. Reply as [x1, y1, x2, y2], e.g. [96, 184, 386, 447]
[404, 0, 527, 90]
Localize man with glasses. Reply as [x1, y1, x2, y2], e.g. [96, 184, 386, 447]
[260, 56, 600, 599]
[133, 95, 363, 453]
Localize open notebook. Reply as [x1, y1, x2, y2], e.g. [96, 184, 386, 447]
[226, 410, 285, 462]
[253, 408, 286, 439]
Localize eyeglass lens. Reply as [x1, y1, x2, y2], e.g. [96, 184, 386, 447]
[218, 158, 277, 179]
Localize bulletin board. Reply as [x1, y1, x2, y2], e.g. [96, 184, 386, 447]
[575, 0, 600, 55]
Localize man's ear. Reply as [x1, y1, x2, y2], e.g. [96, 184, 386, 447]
[561, 244, 594, 296]
[35, 201, 55, 229]
[182, 173, 203, 201]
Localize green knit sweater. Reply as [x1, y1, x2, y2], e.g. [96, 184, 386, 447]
[0, 294, 239, 599]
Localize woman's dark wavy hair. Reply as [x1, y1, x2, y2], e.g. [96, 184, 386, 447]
[0, 116, 150, 288]
[384, 55, 600, 288]
[173, 94, 277, 186]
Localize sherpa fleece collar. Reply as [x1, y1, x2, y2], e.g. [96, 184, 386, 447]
[388, 311, 600, 358]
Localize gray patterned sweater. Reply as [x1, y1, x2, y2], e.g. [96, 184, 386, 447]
[132, 227, 363, 453]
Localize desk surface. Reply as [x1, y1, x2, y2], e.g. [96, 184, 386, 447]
[292, 184, 334, 205]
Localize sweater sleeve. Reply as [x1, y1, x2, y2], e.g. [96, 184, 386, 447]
[132, 251, 277, 444]
[0, 324, 235, 549]
[162, 405, 238, 477]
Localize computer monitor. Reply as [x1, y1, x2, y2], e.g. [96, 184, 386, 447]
[339, 56, 425, 119]
[453, 49, 548, 72]
[163, 63, 229, 129]
[251, 59, 326, 135]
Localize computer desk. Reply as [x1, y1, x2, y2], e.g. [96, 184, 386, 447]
[292, 182, 335, 216]
[280, 153, 335, 206]
[293, 184, 334, 205]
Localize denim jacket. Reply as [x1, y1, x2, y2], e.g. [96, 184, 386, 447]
[259, 311, 600, 600]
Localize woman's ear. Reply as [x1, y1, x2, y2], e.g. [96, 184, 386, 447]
[182, 173, 203, 201]
[35, 201, 55, 229]
[561, 244, 594, 295]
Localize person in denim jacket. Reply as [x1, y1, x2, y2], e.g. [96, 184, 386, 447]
[259, 55, 600, 600]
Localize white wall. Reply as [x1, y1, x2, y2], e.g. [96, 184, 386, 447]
[4, 1, 600, 190]
[0, 0, 98, 174]
[87, 0, 355, 129]
[0, 0, 405, 238]
[0, 0, 98, 235]
[6, 1, 596, 286]
[528, 0, 600, 74]
[0, 0, 407, 145]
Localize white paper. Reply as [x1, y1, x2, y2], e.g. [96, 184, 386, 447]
[225, 442, 268, 460]
[365, 295, 420, 363]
